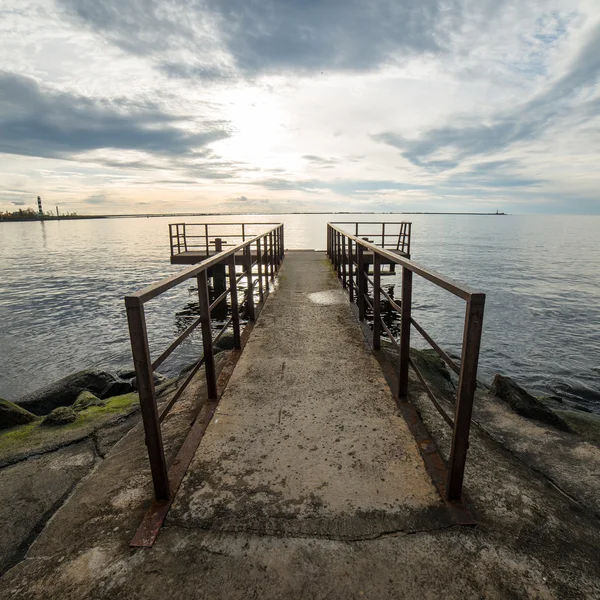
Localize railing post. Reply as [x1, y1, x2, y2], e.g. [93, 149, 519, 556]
[197, 270, 218, 399]
[126, 301, 170, 501]
[213, 238, 226, 296]
[348, 238, 354, 302]
[381, 223, 385, 249]
[446, 294, 485, 500]
[275, 227, 281, 268]
[337, 232, 342, 278]
[244, 244, 255, 320]
[373, 253, 381, 350]
[398, 267, 413, 399]
[341, 234, 347, 288]
[227, 254, 242, 350]
[357, 243, 365, 320]
[183, 223, 188, 251]
[176, 224, 181, 254]
[204, 224, 209, 257]
[280, 225, 285, 259]
[263, 235, 270, 293]
[242, 223, 245, 243]
[256, 238, 264, 302]
[269, 231, 275, 279]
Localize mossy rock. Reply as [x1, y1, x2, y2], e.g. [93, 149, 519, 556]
[42, 406, 77, 426]
[73, 391, 105, 412]
[0, 398, 36, 430]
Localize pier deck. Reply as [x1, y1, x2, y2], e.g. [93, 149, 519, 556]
[169, 251, 449, 536]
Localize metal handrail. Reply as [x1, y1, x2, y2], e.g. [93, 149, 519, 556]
[327, 223, 485, 501]
[330, 221, 411, 255]
[125, 224, 284, 503]
[169, 222, 280, 257]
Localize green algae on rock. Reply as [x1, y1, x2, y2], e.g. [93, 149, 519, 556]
[73, 391, 105, 412]
[42, 407, 77, 426]
[0, 399, 37, 430]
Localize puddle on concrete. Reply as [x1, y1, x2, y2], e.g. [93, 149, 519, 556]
[307, 291, 347, 305]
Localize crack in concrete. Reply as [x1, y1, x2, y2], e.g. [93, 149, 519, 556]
[165, 521, 465, 544]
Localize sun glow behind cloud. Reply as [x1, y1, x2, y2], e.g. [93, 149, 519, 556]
[0, 0, 599, 214]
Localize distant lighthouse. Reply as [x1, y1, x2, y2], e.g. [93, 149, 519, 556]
[37, 196, 43, 217]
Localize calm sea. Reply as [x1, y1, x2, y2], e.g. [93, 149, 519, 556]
[1, 214, 598, 413]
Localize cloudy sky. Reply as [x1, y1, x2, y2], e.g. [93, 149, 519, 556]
[1, 0, 599, 214]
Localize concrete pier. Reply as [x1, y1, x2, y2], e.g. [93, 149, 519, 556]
[1, 251, 599, 599]
[170, 251, 447, 537]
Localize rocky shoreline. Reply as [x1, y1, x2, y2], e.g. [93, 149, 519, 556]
[1, 342, 599, 583]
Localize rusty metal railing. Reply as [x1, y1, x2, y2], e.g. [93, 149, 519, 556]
[169, 222, 278, 257]
[125, 224, 284, 504]
[327, 223, 485, 501]
[330, 221, 411, 256]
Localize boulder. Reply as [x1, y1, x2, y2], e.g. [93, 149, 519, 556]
[72, 391, 105, 412]
[116, 367, 136, 380]
[130, 372, 166, 390]
[100, 380, 134, 399]
[16, 369, 118, 415]
[0, 399, 36, 430]
[490, 374, 570, 432]
[42, 407, 77, 426]
[214, 331, 236, 353]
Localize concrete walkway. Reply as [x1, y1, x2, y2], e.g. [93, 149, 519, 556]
[170, 251, 447, 537]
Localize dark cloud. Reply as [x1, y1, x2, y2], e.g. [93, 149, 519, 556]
[253, 177, 424, 195]
[442, 160, 545, 189]
[374, 23, 600, 170]
[0, 71, 230, 160]
[58, 0, 459, 78]
[83, 193, 107, 204]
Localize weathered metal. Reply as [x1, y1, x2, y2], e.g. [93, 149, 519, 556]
[126, 303, 170, 501]
[125, 224, 284, 515]
[327, 222, 486, 502]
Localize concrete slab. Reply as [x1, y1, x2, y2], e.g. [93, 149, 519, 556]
[170, 251, 446, 538]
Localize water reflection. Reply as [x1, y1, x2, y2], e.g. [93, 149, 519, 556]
[0, 214, 598, 414]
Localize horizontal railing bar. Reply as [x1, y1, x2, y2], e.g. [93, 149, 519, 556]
[329, 224, 482, 301]
[152, 316, 202, 371]
[379, 286, 402, 313]
[127, 226, 281, 306]
[209, 287, 231, 312]
[408, 357, 454, 428]
[411, 317, 461, 376]
[330, 221, 412, 225]
[380, 318, 401, 352]
[158, 354, 205, 423]
[169, 222, 278, 227]
[213, 316, 234, 346]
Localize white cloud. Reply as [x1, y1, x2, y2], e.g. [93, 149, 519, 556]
[0, 0, 599, 214]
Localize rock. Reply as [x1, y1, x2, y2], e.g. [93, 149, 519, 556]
[130, 371, 166, 390]
[72, 391, 105, 412]
[490, 374, 571, 432]
[214, 331, 236, 352]
[0, 399, 36, 430]
[413, 349, 452, 382]
[116, 367, 136, 380]
[16, 369, 118, 415]
[42, 407, 77, 426]
[100, 380, 134, 399]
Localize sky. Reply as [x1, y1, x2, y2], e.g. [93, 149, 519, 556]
[1, 1, 599, 215]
